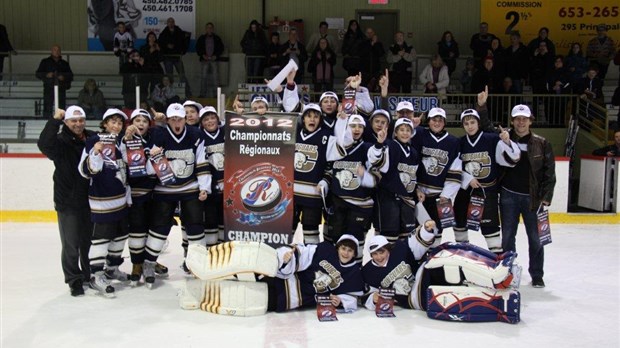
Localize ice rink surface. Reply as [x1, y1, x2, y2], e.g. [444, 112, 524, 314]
[1, 222, 619, 348]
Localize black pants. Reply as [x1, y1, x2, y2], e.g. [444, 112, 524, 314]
[57, 209, 92, 286]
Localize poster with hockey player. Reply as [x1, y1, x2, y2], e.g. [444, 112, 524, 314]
[87, 0, 196, 51]
[223, 111, 297, 246]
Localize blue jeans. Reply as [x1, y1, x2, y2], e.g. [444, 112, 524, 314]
[500, 188, 544, 279]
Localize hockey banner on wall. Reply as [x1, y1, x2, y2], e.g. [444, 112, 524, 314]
[223, 111, 297, 246]
[87, 0, 196, 51]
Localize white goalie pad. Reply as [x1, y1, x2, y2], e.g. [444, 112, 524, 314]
[426, 285, 520, 324]
[179, 279, 269, 316]
[186, 242, 278, 281]
[424, 243, 517, 289]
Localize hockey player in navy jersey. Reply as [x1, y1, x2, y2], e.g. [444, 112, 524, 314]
[141, 103, 211, 288]
[199, 106, 225, 246]
[78, 108, 131, 297]
[412, 107, 462, 245]
[293, 103, 337, 243]
[362, 222, 521, 323]
[453, 108, 520, 253]
[179, 235, 364, 315]
[368, 118, 425, 242]
[363, 109, 391, 143]
[327, 114, 377, 261]
[318, 91, 339, 132]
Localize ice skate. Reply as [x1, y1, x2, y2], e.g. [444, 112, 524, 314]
[143, 260, 156, 289]
[90, 271, 115, 298]
[155, 262, 169, 278]
[130, 263, 142, 287]
[105, 265, 130, 282]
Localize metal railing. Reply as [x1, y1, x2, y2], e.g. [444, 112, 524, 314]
[575, 97, 609, 147]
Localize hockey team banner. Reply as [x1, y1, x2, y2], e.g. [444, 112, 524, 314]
[481, 1, 620, 52]
[87, 0, 196, 51]
[372, 96, 439, 114]
[223, 111, 297, 246]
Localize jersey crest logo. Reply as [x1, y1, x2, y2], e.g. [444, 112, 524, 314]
[294, 144, 319, 173]
[462, 151, 492, 179]
[209, 152, 225, 171]
[335, 169, 360, 190]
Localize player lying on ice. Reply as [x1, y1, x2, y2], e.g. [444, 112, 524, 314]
[179, 234, 364, 315]
[363, 220, 522, 323]
[178, 220, 521, 323]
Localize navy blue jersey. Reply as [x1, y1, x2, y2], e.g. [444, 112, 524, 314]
[149, 125, 209, 201]
[459, 131, 503, 190]
[202, 125, 225, 192]
[122, 132, 157, 204]
[330, 141, 375, 211]
[362, 240, 420, 309]
[412, 130, 461, 195]
[294, 126, 332, 208]
[372, 139, 420, 204]
[79, 133, 129, 223]
[275, 242, 364, 312]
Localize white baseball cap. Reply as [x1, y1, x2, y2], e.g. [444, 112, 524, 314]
[368, 235, 390, 254]
[166, 103, 186, 118]
[64, 105, 86, 120]
[319, 91, 339, 104]
[182, 100, 203, 111]
[396, 101, 414, 112]
[369, 109, 390, 122]
[251, 96, 269, 107]
[460, 108, 480, 121]
[348, 114, 366, 127]
[511, 104, 531, 118]
[393, 118, 414, 136]
[302, 103, 322, 115]
[428, 107, 447, 119]
[199, 106, 218, 118]
[130, 108, 151, 120]
[336, 234, 360, 256]
[102, 108, 128, 121]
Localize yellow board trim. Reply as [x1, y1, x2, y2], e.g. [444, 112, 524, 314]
[1, 211, 619, 224]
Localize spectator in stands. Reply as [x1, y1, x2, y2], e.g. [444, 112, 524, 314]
[151, 74, 179, 111]
[388, 31, 415, 93]
[360, 27, 385, 89]
[437, 31, 459, 77]
[307, 37, 336, 93]
[38, 106, 96, 297]
[470, 22, 497, 69]
[0, 23, 17, 81]
[139, 31, 164, 94]
[36, 44, 73, 118]
[487, 37, 505, 78]
[527, 27, 556, 58]
[280, 28, 307, 84]
[471, 56, 497, 94]
[504, 31, 529, 94]
[419, 54, 449, 97]
[120, 49, 148, 108]
[592, 129, 620, 156]
[196, 22, 224, 98]
[77, 78, 106, 119]
[545, 55, 571, 122]
[586, 24, 616, 81]
[565, 42, 588, 85]
[494, 77, 522, 122]
[266, 32, 282, 79]
[342, 19, 365, 77]
[575, 65, 604, 107]
[158, 17, 191, 96]
[530, 41, 554, 94]
[240, 20, 268, 83]
[460, 57, 475, 93]
[113, 21, 133, 72]
[306, 21, 337, 54]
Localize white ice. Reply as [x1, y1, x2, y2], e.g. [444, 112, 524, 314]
[1, 223, 619, 348]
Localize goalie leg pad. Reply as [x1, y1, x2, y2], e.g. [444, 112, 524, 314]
[179, 278, 207, 310]
[200, 280, 268, 317]
[426, 285, 520, 324]
[186, 241, 278, 281]
[424, 242, 517, 289]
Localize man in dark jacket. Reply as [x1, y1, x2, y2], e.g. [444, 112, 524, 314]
[500, 104, 556, 288]
[195, 22, 224, 98]
[158, 17, 191, 96]
[35, 45, 73, 118]
[37, 106, 96, 297]
[0, 23, 17, 81]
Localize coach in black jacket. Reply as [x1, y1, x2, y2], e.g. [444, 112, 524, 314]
[38, 106, 95, 297]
